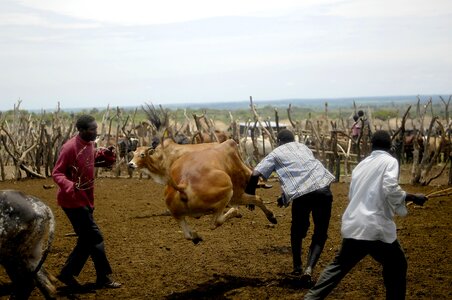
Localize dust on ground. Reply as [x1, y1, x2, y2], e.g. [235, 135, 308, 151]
[0, 167, 450, 299]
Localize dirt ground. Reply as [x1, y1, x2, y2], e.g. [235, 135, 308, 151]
[0, 167, 451, 300]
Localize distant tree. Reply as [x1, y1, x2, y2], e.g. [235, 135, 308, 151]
[373, 109, 399, 121]
[90, 107, 99, 115]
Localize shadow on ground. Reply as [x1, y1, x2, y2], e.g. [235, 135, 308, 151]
[164, 273, 312, 299]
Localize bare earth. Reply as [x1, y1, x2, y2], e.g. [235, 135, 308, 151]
[0, 168, 450, 299]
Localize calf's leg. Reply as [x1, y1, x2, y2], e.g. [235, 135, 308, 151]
[239, 194, 277, 224]
[177, 217, 203, 244]
[210, 207, 240, 229]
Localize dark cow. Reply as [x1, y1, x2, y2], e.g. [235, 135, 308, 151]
[95, 135, 139, 159]
[117, 137, 139, 159]
[150, 133, 191, 150]
[402, 131, 423, 163]
[118, 137, 140, 177]
[0, 190, 56, 299]
[128, 139, 277, 244]
[97, 136, 139, 177]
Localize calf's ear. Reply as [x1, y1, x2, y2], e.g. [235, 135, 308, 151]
[146, 147, 155, 155]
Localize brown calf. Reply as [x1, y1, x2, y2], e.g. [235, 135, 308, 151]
[128, 139, 276, 243]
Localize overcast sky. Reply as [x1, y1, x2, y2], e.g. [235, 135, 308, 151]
[1, 0, 451, 111]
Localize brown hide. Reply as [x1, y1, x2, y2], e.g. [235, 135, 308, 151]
[403, 133, 451, 163]
[425, 136, 451, 162]
[403, 133, 424, 162]
[193, 130, 230, 143]
[128, 139, 276, 243]
[129, 140, 218, 184]
[166, 140, 251, 216]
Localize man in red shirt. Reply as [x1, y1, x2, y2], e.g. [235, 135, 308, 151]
[52, 115, 121, 289]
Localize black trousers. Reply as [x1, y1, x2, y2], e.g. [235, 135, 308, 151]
[61, 206, 112, 280]
[291, 186, 333, 271]
[305, 238, 407, 300]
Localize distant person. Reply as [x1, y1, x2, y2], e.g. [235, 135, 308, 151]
[244, 129, 335, 285]
[304, 130, 427, 300]
[52, 114, 121, 289]
[357, 110, 365, 120]
[350, 114, 361, 153]
[351, 114, 361, 141]
[358, 110, 372, 136]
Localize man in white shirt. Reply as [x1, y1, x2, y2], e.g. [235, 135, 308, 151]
[304, 130, 427, 300]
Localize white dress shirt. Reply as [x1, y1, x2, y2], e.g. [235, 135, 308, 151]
[341, 150, 407, 243]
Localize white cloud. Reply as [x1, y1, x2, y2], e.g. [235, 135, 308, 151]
[14, 0, 338, 25]
[0, 12, 100, 29]
[0, 0, 451, 110]
[0, 12, 49, 26]
[326, 0, 452, 18]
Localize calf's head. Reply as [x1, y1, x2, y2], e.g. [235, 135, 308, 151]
[128, 146, 167, 184]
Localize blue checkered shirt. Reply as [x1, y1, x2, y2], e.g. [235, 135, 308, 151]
[254, 142, 335, 206]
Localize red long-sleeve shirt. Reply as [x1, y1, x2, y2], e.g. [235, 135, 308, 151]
[52, 135, 97, 208]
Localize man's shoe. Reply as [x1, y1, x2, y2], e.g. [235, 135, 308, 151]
[288, 267, 302, 278]
[301, 267, 313, 287]
[96, 277, 121, 289]
[291, 265, 302, 275]
[57, 273, 82, 288]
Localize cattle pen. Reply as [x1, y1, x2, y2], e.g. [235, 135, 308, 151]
[0, 97, 451, 185]
[0, 97, 452, 185]
[0, 97, 451, 299]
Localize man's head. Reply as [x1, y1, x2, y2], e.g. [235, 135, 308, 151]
[353, 114, 359, 122]
[358, 110, 364, 117]
[76, 115, 97, 142]
[277, 129, 295, 145]
[371, 130, 392, 152]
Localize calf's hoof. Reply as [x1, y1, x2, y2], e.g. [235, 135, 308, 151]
[267, 214, 278, 224]
[191, 233, 203, 245]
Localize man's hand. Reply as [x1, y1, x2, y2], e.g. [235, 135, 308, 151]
[412, 194, 428, 206]
[95, 146, 116, 168]
[277, 196, 284, 208]
[406, 193, 428, 206]
[246, 204, 255, 211]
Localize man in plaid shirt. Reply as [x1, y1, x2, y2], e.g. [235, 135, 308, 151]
[245, 129, 335, 285]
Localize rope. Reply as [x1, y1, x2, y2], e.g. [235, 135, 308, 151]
[425, 187, 452, 199]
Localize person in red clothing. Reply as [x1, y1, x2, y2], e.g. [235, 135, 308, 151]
[52, 115, 121, 289]
[351, 114, 361, 141]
